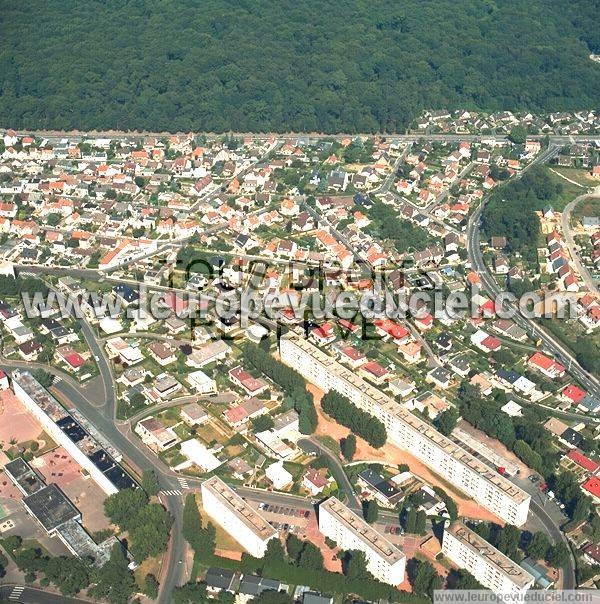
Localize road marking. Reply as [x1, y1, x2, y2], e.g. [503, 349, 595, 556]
[9, 586, 24, 600]
[160, 489, 181, 496]
[178, 477, 189, 489]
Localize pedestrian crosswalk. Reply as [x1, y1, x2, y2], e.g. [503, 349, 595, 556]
[159, 476, 190, 497]
[9, 586, 24, 601]
[160, 489, 182, 497]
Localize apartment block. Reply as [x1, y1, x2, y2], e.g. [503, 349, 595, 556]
[201, 476, 277, 558]
[442, 522, 534, 594]
[280, 334, 530, 526]
[319, 497, 405, 585]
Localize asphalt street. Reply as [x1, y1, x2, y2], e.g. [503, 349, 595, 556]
[561, 193, 600, 296]
[0, 585, 91, 604]
[466, 144, 577, 589]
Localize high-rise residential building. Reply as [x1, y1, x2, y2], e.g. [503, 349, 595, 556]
[201, 476, 277, 558]
[319, 497, 405, 585]
[442, 522, 534, 594]
[280, 334, 530, 526]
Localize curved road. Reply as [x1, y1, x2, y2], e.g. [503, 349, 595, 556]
[9, 272, 188, 603]
[468, 197, 600, 401]
[298, 437, 360, 510]
[466, 146, 578, 589]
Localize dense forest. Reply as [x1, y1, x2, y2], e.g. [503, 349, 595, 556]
[481, 166, 563, 263]
[1, 0, 599, 133]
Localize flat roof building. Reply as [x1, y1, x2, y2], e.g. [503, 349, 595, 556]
[318, 497, 405, 585]
[11, 370, 135, 494]
[4, 457, 45, 496]
[5, 458, 112, 566]
[442, 522, 534, 594]
[201, 476, 277, 558]
[23, 484, 80, 535]
[280, 334, 530, 526]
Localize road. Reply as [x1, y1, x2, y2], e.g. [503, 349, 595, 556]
[0, 584, 92, 603]
[3, 135, 590, 599]
[298, 437, 360, 510]
[466, 143, 577, 589]
[529, 498, 576, 589]
[561, 193, 599, 296]
[5, 128, 598, 145]
[6, 273, 189, 602]
[468, 198, 600, 400]
[232, 484, 403, 525]
[301, 201, 442, 366]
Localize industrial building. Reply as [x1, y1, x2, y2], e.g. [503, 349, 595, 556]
[4, 457, 113, 566]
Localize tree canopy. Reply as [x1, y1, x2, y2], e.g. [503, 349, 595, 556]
[481, 166, 563, 264]
[1, 1, 599, 133]
[321, 391, 387, 448]
[103, 488, 173, 562]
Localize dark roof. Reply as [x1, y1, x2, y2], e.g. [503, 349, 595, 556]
[204, 567, 237, 591]
[436, 333, 452, 347]
[113, 284, 139, 303]
[4, 457, 45, 495]
[235, 233, 250, 246]
[581, 395, 600, 412]
[41, 317, 61, 331]
[561, 428, 583, 446]
[497, 369, 520, 384]
[23, 484, 79, 532]
[450, 355, 470, 371]
[238, 574, 280, 596]
[358, 468, 401, 501]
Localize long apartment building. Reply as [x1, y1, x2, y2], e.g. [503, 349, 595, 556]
[280, 333, 530, 526]
[442, 522, 534, 594]
[11, 370, 136, 495]
[319, 497, 405, 585]
[201, 476, 277, 558]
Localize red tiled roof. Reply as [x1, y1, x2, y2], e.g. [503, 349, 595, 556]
[567, 450, 600, 474]
[562, 384, 587, 404]
[362, 361, 388, 378]
[481, 335, 501, 351]
[529, 352, 565, 374]
[582, 476, 600, 499]
[374, 319, 409, 341]
[65, 352, 85, 368]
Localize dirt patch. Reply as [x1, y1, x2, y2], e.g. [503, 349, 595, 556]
[214, 548, 243, 561]
[298, 514, 342, 573]
[307, 384, 503, 525]
[0, 389, 43, 446]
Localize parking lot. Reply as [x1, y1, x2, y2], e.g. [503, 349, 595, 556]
[253, 502, 312, 534]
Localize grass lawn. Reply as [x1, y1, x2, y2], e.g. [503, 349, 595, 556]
[552, 166, 598, 188]
[545, 168, 587, 211]
[573, 196, 600, 224]
[134, 554, 162, 586]
[316, 434, 341, 455]
[196, 496, 244, 553]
